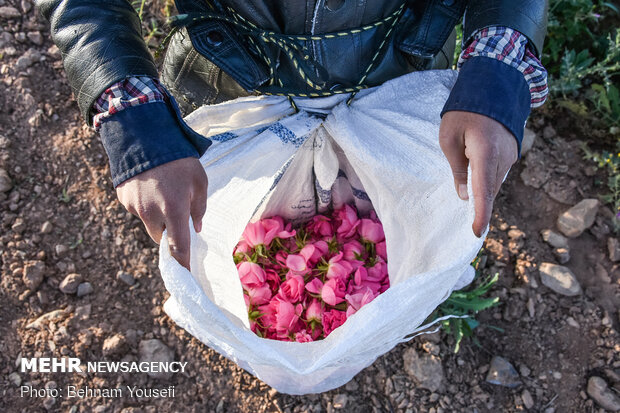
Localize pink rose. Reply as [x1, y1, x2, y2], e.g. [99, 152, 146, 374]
[263, 216, 296, 244]
[305, 299, 323, 322]
[280, 274, 305, 302]
[352, 266, 382, 295]
[367, 260, 388, 282]
[237, 262, 266, 288]
[321, 277, 347, 306]
[286, 254, 308, 274]
[245, 284, 273, 305]
[335, 204, 360, 239]
[306, 215, 333, 238]
[358, 218, 385, 243]
[305, 278, 324, 295]
[242, 221, 266, 248]
[325, 252, 353, 280]
[294, 329, 313, 343]
[376, 240, 387, 261]
[234, 240, 251, 254]
[322, 309, 347, 336]
[345, 286, 378, 317]
[274, 299, 303, 335]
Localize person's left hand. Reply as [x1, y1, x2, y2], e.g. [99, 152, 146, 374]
[439, 111, 518, 238]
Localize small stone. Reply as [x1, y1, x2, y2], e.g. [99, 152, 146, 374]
[55, 244, 69, 256]
[539, 263, 581, 296]
[9, 372, 21, 386]
[59, 273, 83, 294]
[103, 333, 128, 357]
[0, 168, 12, 192]
[22, 260, 46, 290]
[21, 0, 32, 13]
[541, 229, 569, 248]
[26, 31, 43, 45]
[522, 389, 534, 409]
[566, 317, 580, 328]
[75, 304, 91, 320]
[333, 394, 348, 409]
[0, 6, 20, 18]
[521, 128, 536, 155]
[553, 247, 570, 264]
[40, 221, 53, 234]
[542, 125, 556, 139]
[403, 348, 444, 392]
[508, 228, 526, 240]
[486, 356, 521, 388]
[345, 380, 359, 392]
[139, 339, 175, 380]
[116, 271, 136, 286]
[557, 199, 600, 238]
[76, 282, 93, 297]
[11, 218, 25, 233]
[608, 238, 620, 262]
[519, 365, 531, 377]
[587, 376, 620, 411]
[37, 290, 49, 305]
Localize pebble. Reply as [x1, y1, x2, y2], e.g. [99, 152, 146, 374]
[403, 348, 444, 392]
[37, 290, 49, 305]
[540, 229, 569, 248]
[608, 238, 620, 262]
[40, 221, 53, 234]
[76, 282, 93, 297]
[8, 372, 21, 386]
[542, 125, 556, 139]
[11, 217, 25, 233]
[521, 128, 536, 155]
[26, 308, 68, 330]
[553, 247, 570, 264]
[103, 333, 128, 357]
[557, 199, 600, 238]
[332, 394, 348, 409]
[138, 339, 175, 380]
[0, 168, 12, 192]
[22, 260, 46, 290]
[21, 0, 32, 13]
[75, 304, 91, 320]
[587, 376, 620, 411]
[566, 316, 580, 328]
[486, 356, 521, 388]
[27, 31, 43, 45]
[117, 271, 136, 286]
[538, 262, 582, 296]
[55, 244, 69, 256]
[59, 273, 83, 294]
[0, 6, 20, 18]
[522, 389, 534, 409]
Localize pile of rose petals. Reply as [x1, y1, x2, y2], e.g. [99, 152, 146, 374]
[233, 204, 389, 342]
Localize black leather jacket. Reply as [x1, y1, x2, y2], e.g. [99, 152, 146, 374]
[37, 0, 548, 120]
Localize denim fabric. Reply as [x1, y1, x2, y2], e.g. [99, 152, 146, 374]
[99, 99, 211, 187]
[441, 56, 531, 157]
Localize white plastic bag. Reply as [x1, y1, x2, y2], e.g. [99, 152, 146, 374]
[158, 70, 485, 395]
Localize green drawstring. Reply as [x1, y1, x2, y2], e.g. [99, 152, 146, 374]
[158, 3, 406, 107]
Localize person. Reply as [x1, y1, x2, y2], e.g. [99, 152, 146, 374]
[37, 0, 548, 269]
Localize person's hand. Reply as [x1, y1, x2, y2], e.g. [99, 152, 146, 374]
[116, 157, 208, 270]
[439, 111, 518, 238]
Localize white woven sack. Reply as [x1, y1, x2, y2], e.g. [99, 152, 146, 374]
[158, 70, 485, 395]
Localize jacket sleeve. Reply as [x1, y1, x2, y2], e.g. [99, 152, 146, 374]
[35, 0, 159, 124]
[464, 0, 549, 57]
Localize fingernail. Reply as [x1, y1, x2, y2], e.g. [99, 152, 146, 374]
[458, 184, 469, 200]
[195, 220, 202, 233]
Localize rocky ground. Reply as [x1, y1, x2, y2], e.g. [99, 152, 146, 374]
[1, 1, 619, 412]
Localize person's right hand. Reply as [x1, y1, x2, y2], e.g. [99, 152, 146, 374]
[116, 157, 208, 270]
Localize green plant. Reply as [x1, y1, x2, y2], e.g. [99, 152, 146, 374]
[420, 252, 501, 353]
